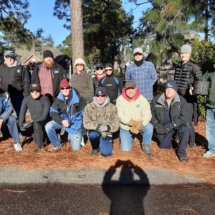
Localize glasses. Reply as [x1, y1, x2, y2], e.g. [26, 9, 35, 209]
[61, 87, 71, 90]
[105, 69, 112, 71]
[95, 95, 106, 97]
[96, 67, 103, 70]
[30, 90, 40, 93]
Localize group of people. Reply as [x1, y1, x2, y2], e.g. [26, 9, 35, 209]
[0, 44, 215, 163]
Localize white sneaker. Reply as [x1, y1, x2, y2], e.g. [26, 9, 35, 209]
[202, 151, 215, 158]
[14, 143, 22, 152]
[80, 137, 85, 146]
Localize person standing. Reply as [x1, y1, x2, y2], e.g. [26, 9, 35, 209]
[174, 44, 202, 148]
[125, 47, 157, 101]
[19, 83, 51, 153]
[151, 80, 189, 162]
[0, 50, 30, 117]
[93, 62, 106, 93]
[70, 58, 94, 103]
[99, 63, 123, 105]
[31, 50, 67, 102]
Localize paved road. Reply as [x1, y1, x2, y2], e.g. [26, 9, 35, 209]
[0, 183, 214, 215]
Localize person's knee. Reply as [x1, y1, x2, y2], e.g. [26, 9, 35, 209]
[88, 130, 100, 140]
[178, 124, 189, 134]
[8, 115, 16, 124]
[45, 122, 53, 132]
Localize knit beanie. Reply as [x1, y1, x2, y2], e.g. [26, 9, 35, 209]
[74, 58, 86, 67]
[181, 44, 192, 54]
[60, 79, 71, 89]
[166, 80, 178, 91]
[43, 50, 54, 59]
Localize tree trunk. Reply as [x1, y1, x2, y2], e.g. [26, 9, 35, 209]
[70, 0, 84, 72]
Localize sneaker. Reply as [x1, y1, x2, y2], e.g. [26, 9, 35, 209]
[90, 149, 99, 156]
[46, 146, 61, 152]
[142, 144, 153, 157]
[80, 137, 85, 146]
[32, 148, 41, 154]
[179, 157, 188, 163]
[189, 143, 196, 148]
[202, 151, 215, 158]
[14, 143, 22, 152]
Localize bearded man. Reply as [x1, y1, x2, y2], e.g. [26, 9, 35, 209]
[31, 50, 67, 102]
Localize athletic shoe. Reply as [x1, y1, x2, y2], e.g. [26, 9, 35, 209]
[14, 143, 22, 152]
[202, 151, 215, 158]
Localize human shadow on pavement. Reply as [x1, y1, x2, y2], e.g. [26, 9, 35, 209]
[102, 159, 150, 215]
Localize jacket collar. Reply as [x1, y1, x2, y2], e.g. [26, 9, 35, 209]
[122, 88, 141, 101]
[57, 89, 79, 105]
[157, 93, 180, 106]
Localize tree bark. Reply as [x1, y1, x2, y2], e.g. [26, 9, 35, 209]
[70, 0, 84, 72]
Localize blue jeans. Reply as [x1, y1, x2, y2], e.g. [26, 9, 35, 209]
[206, 109, 215, 153]
[45, 120, 82, 150]
[6, 116, 20, 144]
[88, 130, 113, 156]
[120, 123, 153, 151]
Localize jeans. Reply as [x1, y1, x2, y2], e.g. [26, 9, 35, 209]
[45, 120, 81, 150]
[88, 130, 113, 156]
[159, 124, 189, 158]
[206, 109, 215, 153]
[119, 123, 153, 151]
[6, 116, 20, 144]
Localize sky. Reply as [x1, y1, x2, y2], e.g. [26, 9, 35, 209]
[25, 0, 151, 47]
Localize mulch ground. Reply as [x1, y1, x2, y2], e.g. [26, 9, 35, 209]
[0, 118, 215, 184]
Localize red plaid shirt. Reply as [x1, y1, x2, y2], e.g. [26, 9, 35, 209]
[38, 64, 53, 97]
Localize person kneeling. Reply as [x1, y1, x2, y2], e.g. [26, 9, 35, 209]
[83, 87, 119, 156]
[151, 80, 189, 163]
[45, 79, 85, 152]
[116, 81, 154, 157]
[19, 83, 51, 153]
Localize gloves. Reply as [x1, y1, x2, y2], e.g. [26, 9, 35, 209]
[19, 120, 33, 131]
[164, 123, 175, 133]
[128, 120, 143, 131]
[155, 125, 167, 135]
[130, 127, 139, 134]
[96, 125, 108, 133]
[101, 131, 107, 139]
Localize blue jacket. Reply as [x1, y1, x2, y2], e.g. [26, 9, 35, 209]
[50, 89, 85, 134]
[0, 92, 13, 122]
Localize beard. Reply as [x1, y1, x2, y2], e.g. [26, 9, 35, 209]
[43, 58, 55, 68]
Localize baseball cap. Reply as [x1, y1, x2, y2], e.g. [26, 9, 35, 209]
[125, 81, 136, 89]
[4, 50, 15, 58]
[95, 87, 107, 96]
[133, 47, 143, 55]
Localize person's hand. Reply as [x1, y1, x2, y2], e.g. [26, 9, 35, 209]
[20, 120, 33, 131]
[101, 131, 107, 139]
[189, 87, 195, 95]
[0, 119, 3, 129]
[163, 123, 175, 133]
[130, 127, 139, 134]
[135, 122, 143, 131]
[19, 124, 26, 131]
[128, 119, 139, 127]
[62, 120, 70, 127]
[155, 125, 167, 135]
[96, 125, 108, 133]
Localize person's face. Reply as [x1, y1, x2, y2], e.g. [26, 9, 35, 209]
[165, 88, 177, 100]
[61, 87, 71, 97]
[125, 88, 137, 99]
[43, 57, 54, 67]
[96, 67, 104, 75]
[95, 95, 106, 105]
[105, 67, 113, 76]
[4, 56, 15, 67]
[30, 90, 41, 99]
[180, 52, 191, 62]
[134, 53, 143, 61]
[76, 64, 84, 73]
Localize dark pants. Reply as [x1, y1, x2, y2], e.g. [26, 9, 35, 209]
[33, 121, 47, 149]
[159, 124, 189, 158]
[11, 94, 24, 118]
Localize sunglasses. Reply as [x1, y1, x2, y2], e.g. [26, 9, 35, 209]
[105, 69, 112, 71]
[61, 87, 71, 90]
[95, 95, 106, 97]
[30, 90, 40, 93]
[96, 67, 103, 70]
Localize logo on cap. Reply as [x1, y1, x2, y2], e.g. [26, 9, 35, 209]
[98, 91, 102, 95]
[167, 83, 173, 88]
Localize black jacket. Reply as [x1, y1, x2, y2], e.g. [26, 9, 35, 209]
[31, 63, 67, 100]
[174, 60, 202, 96]
[0, 63, 30, 96]
[151, 93, 189, 138]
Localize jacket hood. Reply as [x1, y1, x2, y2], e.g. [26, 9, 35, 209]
[4, 60, 19, 68]
[57, 88, 79, 106]
[93, 96, 110, 108]
[122, 88, 141, 101]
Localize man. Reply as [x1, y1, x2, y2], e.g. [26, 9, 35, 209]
[0, 50, 30, 117]
[0, 78, 22, 152]
[45, 79, 86, 152]
[125, 47, 157, 101]
[19, 83, 51, 153]
[200, 50, 215, 158]
[99, 63, 123, 105]
[151, 80, 189, 163]
[31, 50, 67, 102]
[116, 81, 154, 157]
[93, 62, 106, 93]
[174, 44, 202, 148]
[83, 87, 119, 156]
[70, 58, 94, 103]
